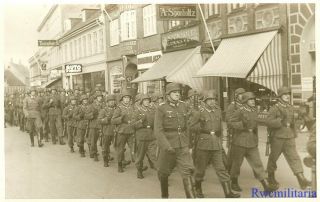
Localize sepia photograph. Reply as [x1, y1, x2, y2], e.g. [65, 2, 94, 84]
[2, 1, 318, 199]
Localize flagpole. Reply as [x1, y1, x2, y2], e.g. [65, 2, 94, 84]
[198, 4, 215, 53]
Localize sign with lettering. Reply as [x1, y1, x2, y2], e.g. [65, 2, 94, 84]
[120, 40, 138, 55]
[157, 4, 198, 20]
[161, 25, 200, 52]
[65, 64, 82, 73]
[38, 40, 59, 46]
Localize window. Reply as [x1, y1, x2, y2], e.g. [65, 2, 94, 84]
[168, 20, 181, 30]
[82, 36, 86, 57]
[74, 40, 78, 59]
[206, 4, 220, 17]
[78, 38, 82, 58]
[143, 4, 157, 37]
[87, 34, 92, 56]
[110, 19, 119, 46]
[64, 44, 68, 62]
[93, 31, 98, 54]
[120, 10, 137, 41]
[98, 29, 104, 52]
[70, 41, 73, 60]
[228, 3, 246, 13]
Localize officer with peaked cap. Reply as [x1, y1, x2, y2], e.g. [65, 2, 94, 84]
[229, 92, 277, 192]
[189, 89, 240, 198]
[154, 82, 196, 198]
[266, 86, 311, 190]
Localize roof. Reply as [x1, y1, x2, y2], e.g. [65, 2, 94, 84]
[59, 11, 100, 42]
[5, 62, 30, 86]
[37, 5, 58, 32]
[4, 69, 26, 86]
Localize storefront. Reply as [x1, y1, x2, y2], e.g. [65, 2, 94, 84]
[108, 60, 123, 93]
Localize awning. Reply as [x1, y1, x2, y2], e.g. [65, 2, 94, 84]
[196, 30, 282, 92]
[131, 46, 203, 91]
[41, 77, 62, 88]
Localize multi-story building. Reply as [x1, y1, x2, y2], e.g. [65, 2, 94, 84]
[59, 8, 107, 90]
[29, 4, 99, 88]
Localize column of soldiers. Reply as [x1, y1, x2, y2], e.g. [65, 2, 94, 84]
[4, 83, 312, 198]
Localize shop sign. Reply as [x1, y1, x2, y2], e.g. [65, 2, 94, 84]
[38, 40, 59, 46]
[65, 64, 82, 73]
[157, 4, 197, 20]
[120, 40, 137, 55]
[49, 69, 62, 80]
[161, 25, 200, 52]
[137, 51, 162, 70]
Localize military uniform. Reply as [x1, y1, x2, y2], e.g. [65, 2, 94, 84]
[98, 94, 117, 167]
[5, 94, 15, 126]
[111, 90, 136, 172]
[62, 96, 78, 152]
[266, 86, 310, 189]
[23, 88, 43, 147]
[85, 92, 104, 161]
[225, 88, 246, 174]
[154, 83, 195, 198]
[189, 90, 239, 198]
[133, 94, 157, 179]
[229, 92, 275, 192]
[41, 89, 50, 142]
[43, 88, 65, 145]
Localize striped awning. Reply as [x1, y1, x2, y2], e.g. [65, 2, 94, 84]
[196, 30, 282, 93]
[247, 33, 282, 93]
[132, 46, 203, 91]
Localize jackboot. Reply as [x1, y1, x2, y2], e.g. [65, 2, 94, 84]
[268, 172, 280, 190]
[296, 173, 311, 190]
[142, 165, 148, 171]
[195, 180, 204, 198]
[159, 175, 169, 198]
[80, 146, 85, 157]
[104, 156, 109, 167]
[260, 178, 277, 192]
[231, 177, 242, 192]
[70, 147, 75, 153]
[182, 177, 196, 198]
[59, 137, 66, 145]
[29, 133, 34, 147]
[94, 154, 99, 162]
[137, 169, 144, 179]
[122, 160, 131, 168]
[221, 181, 241, 198]
[118, 162, 124, 173]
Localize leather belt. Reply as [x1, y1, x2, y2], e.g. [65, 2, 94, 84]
[164, 128, 186, 132]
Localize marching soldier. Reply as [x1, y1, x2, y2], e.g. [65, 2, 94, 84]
[229, 92, 276, 192]
[225, 88, 246, 173]
[85, 92, 104, 161]
[111, 90, 136, 173]
[43, 87, 65, 145]
[62, 96, 78, 153]
[98, 94, 117, 167]
[133, 94, 157, 179]
[189, 90, 240, 198]
[151, 92, 164, 108]
[266, 86, 311, 189]
[23, 87, 43, 147]
[5, 93, 15, 126]
[73, 95, 90, 157]
[41, 88, 50, 142]
[18, 93, 26, 132]
[154, 82, 195, 198]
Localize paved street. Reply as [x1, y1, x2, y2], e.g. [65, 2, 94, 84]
[5, 126, 312, 199]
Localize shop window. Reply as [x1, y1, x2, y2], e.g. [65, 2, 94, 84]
[255, 7, 280, 29]
[206, 20, 222, 40]
[110, 19, 119, 46]
[120, 10, 137, 41]
[91, 71, 105, 91]
[292, 93, 302, 99]
[143, 4, 157, 37]
[227, 3, 246, 13]
[73, 74, 84, 89]
[64, 44, 68, 62]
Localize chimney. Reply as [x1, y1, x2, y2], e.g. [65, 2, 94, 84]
[81, 8, 100, 22]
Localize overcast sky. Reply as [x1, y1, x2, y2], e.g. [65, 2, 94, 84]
[4, 4, 50, 66]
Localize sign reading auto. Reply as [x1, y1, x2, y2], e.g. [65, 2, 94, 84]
[158, 4, 197, 20]
[65, 64, 82, 73]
